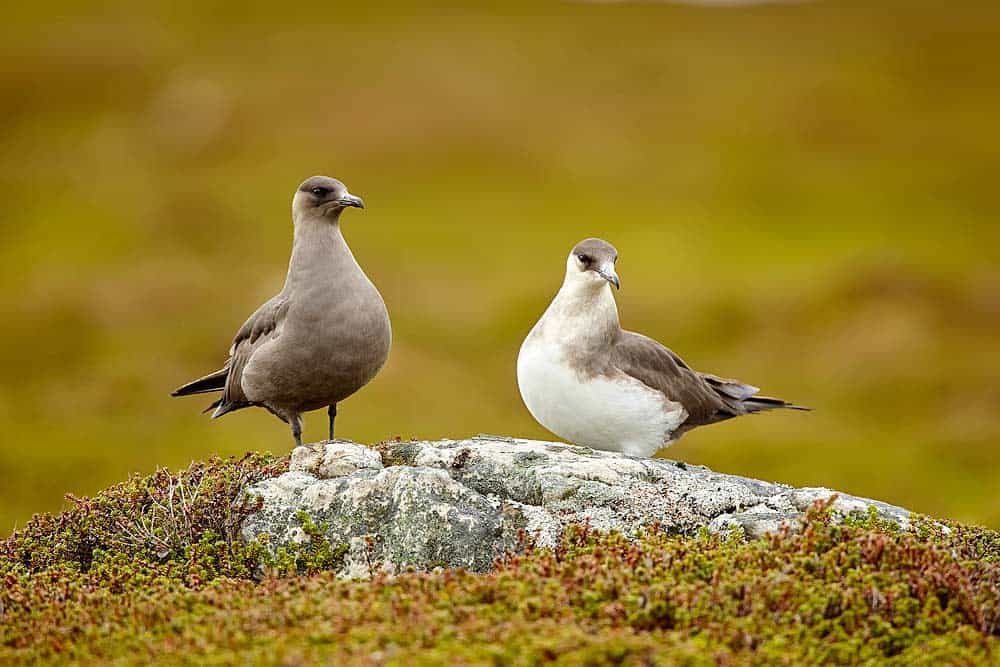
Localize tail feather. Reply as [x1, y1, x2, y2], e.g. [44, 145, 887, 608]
[172, 368, 227, 397]
[175, 367, 249, 420]
[193, 397, 248, 419]
[700, 373, 760, 401]
[211, 400, 249, 419]
[742, 395, 811, 413]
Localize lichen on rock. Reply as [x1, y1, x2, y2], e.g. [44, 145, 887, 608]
[242, 436, 914, 576]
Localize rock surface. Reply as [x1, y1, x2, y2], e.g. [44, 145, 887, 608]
[241, 436, 912, 577]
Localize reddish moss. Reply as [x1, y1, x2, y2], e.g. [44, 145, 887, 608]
[1, 485, 997, 664]
[0, 452, 288, 581]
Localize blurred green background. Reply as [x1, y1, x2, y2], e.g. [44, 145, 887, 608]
[1, 1, 997, 533]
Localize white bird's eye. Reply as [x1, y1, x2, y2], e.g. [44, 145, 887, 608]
[576, 254, 590, 264]
[311, 187, 327, 196]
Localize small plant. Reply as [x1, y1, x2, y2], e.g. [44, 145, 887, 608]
[373, 437, 418, 467]
[265, 511, 349, 577]
[0, 452, 288, 581]
[1, 456, 997, 664]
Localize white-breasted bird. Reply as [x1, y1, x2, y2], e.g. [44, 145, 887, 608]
[517, 238, 806, 457]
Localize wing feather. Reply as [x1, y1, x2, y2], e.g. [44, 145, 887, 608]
[212, 295, 290, 418]
[611, 330, 807, 436]
[611, 332, 735, 427]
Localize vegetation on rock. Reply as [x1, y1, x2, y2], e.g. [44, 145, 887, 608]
[1, 458, 997, 665]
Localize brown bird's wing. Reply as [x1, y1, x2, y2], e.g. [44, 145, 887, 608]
[611, 331, 739, 429]
[212, 294, 291, 418]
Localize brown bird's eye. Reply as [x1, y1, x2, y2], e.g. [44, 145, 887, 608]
[311, 187, 328, 196]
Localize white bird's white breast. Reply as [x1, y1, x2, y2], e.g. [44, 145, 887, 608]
[517, 336, 687, 458]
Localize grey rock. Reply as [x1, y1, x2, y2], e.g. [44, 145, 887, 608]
[241, 437, 914, 577]
[289, 439, 383, 478]
[709, 512, 804, 539]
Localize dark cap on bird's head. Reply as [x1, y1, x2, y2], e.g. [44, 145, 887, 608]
[569, 237, 620, 289]
[295, 175, 365, 217]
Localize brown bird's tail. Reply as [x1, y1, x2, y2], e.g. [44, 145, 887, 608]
[741, 395, 811, 413]
[171, 368, 227, 397]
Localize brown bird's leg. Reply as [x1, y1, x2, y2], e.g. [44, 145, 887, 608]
[328, 404, 337, 441]
[290, 414, 303, 448]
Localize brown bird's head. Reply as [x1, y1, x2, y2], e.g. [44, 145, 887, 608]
[293, 175, 365, 220]
[566, 238, 620, 290]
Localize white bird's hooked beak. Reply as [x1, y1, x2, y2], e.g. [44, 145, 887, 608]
[337, 192, 365, 209]
[595, 262, 620, 289]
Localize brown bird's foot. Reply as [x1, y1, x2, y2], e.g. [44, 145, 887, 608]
[290, 414, 303, 448]
[328, 404, 337, 441]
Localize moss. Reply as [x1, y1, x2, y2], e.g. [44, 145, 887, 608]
[263, 511, 350, 577]
[374, 437, 423, 468]
[1, 452, 289, 582]
[2, 475, 998, 664]
[0, 452, 367, 589]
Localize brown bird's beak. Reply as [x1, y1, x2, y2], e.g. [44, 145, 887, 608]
[338, 193, 365, 209]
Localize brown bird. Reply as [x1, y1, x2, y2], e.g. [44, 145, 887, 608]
[172, 176, 391, 447]
[517, 238, 806, 457]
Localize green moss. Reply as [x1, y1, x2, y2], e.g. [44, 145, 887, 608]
[1, 452, 289, 583]
[0, 452, 363, 589]
[2, 475, 997, 664]
[264, 511, 350, 577]
[374, 438, 420, 468]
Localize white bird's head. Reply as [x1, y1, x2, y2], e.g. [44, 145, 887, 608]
[564, 238, 620, 291]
